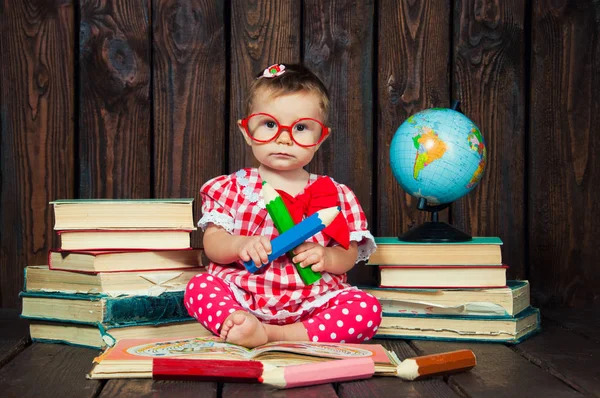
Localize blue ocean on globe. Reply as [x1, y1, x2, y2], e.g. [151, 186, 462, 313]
[390, 108, 487, 205]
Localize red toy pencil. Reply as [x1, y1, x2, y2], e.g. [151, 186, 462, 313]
[152, 357, 375, 388]
[152, 349, 477, 387]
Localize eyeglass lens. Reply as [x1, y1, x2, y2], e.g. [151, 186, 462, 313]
[246, 114, 323, 146]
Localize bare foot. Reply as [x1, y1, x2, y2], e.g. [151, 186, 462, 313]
[220, 311, 268, 348]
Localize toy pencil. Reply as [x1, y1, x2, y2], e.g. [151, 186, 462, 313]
[394, 349, 476, 380]
[152, 349, 476, 388]
[261, 181, 322, 285]
[243, 206, 340, 273]
[152, 357, 375, 388]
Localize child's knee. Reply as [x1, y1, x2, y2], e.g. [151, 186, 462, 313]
[363, 293, 382, 323]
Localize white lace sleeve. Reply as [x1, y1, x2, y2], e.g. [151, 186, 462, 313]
[350, 230, 377, 263]
[197, 211, 235, 234]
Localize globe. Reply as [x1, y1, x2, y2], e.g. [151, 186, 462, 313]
[389, 107, 487, 241]
[390, 108, 487, 206]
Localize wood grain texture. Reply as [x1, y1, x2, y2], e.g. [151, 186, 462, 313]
[452, 0, 527, 280]
[377, 0, 451, 238]
[512, 319, 600, 396]
[529, 0, 600, 306]
[223, 382, 337, 397]
[303, 0, 374, 285]
[0, 343, 102, 397]
[339, 339, 459, 398]
[100, 379, 217, 398]
[229, 0, 301, 172]
[542, 307, 600, 343]
[79, 0, 151, 198]
[0, 310, 30, 368]
[152, 0, 226, 247]
[0, 0, 75, 308]
[303, 0, 374, 218]
[412, 339, 582, 397]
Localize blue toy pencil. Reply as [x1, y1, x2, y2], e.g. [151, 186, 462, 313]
[261, 181, 322, 284]
[243, 206, 340, 273]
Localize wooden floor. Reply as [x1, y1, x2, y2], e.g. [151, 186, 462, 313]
[0, 308, 598, 397]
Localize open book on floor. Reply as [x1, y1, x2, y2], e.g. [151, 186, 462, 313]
[88, 336, 400, 379]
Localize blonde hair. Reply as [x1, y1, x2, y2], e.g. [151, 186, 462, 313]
[245, 64, 330, 123]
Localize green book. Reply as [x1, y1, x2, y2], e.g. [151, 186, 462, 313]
[20, 291, 192, 326]
[369, 236, 503, 265]
[375, 306, 541, 344]
[374, 236, 503, 245]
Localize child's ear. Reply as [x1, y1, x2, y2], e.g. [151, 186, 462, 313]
[238, 119, 253, 146]
[315, 128, 332, 150]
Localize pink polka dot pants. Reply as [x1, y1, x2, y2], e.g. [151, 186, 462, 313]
[184, 273, 244, 335]
[184, 273, 382, 344]
[302, 290, 382, 343]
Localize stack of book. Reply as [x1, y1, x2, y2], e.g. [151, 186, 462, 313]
[21, 199, 211, 348]
[365, 237, 541, 343]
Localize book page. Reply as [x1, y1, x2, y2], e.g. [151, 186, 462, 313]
[97, 337, 393, 366]
[251, 341, 372, 359]
[380, 300, 507, 316]
[250, 341, 392, 364]
[125, 337, 252, 360]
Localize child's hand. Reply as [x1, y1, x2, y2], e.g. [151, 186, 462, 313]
[236, 236, 272, 269]
[292, 242, 330, 272]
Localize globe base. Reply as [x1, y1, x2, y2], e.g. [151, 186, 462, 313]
[399, 221, 472, 243]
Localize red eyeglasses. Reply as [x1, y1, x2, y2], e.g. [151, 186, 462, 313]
[240, 113, 329, 147]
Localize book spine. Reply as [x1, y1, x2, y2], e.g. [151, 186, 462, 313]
[103, 292, 191, 326]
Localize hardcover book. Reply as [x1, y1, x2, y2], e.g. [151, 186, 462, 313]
[368, 237, 503, 265]
[378, 265, 508, 288]
[20, 291, 191, 326]
[24, 265, 204, 296]
[87, 336, 400, 379]
[51, 199, 195, 230]
[48, 249, 203, 272]
[361, 280, 530, 317]
[29, 319, 212, 349]
[57, 230, 193, 251]
[375, 306, 541, 344]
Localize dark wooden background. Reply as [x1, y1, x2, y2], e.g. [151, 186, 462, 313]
[0, 0, 598, 310]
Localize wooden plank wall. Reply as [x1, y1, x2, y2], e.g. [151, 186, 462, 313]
[0, 0, 598, 309]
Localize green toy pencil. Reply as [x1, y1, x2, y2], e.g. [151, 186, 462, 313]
[261, 181, 322, 285]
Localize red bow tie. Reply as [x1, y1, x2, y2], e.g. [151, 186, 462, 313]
[276, 177, 350, 249]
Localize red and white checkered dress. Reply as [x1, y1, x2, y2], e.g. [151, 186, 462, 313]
[198, 168, 376, 324]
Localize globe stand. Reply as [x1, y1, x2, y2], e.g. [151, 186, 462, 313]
[398, 198, 472, 242]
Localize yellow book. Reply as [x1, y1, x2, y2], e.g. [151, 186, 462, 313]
[51, 199, 195, 230]
[24, 265, 204, 296]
